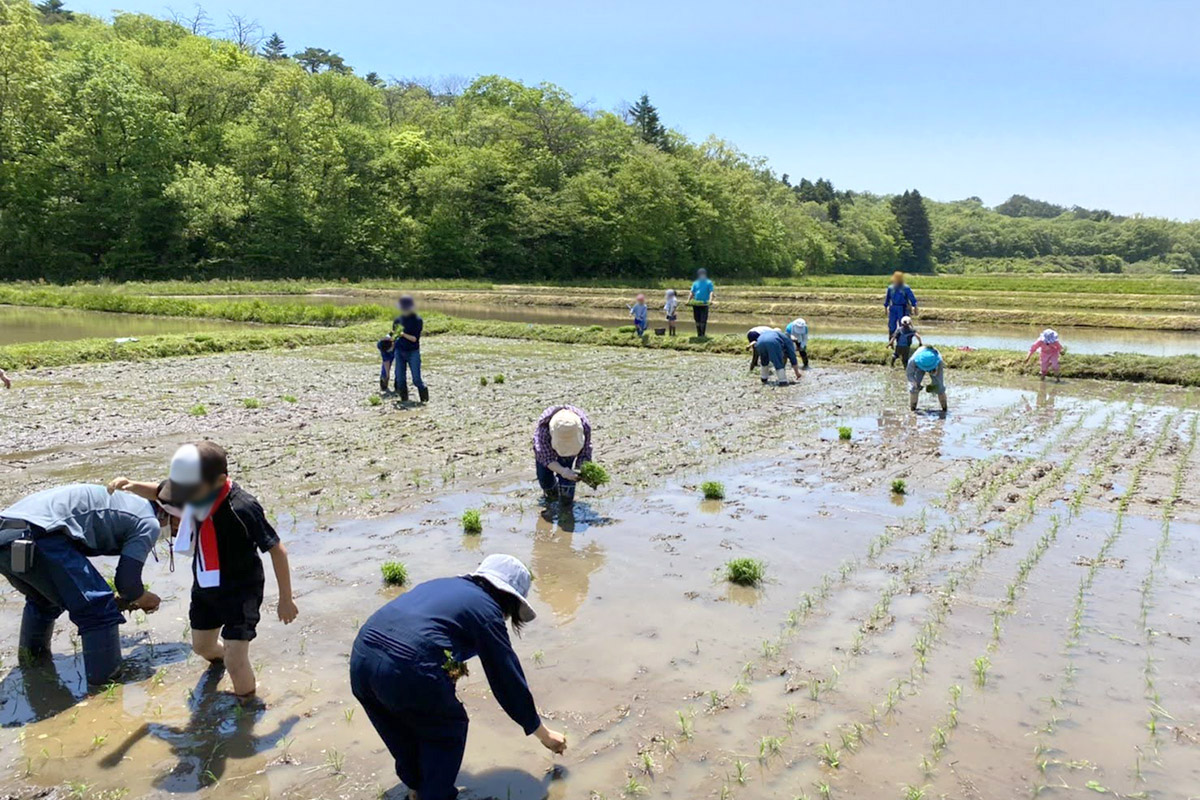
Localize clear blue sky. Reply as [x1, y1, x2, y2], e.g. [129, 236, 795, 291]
[73, 0, 1200, 219]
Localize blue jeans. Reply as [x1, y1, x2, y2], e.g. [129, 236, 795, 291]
[537, 455, 580, 503]
[0, 533, 123, 636]
[380, 357, 394, 382]
[351, 643, 468, 800]
[396, 350, 426, 390]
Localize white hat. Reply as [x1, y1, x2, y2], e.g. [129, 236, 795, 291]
[549, 409, 585, 457]
[470, 554, 536, 623]
[1041, 329, 1058, 344]
[900, 315, 912, 327]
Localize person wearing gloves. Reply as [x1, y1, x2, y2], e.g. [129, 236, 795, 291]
[884, 271, 918, 336]
[109, 441, 298, 703]
[748, 328, 802, 386]
[532, 406, 592, 506]
[906, 345, 948, 412]
[785, 317, 810, 369]
[0, 484, 165, 685]
[1025, 329, 1065, 382]
[888, 316, 922, 367]
[350, 554, 568, 800]
[746, 325, 774, 372]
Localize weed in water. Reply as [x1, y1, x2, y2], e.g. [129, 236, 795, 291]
[368, 394, 382, 407]
[579, 461, 611, 488]
[188, 403, 207, 417]
[724, 557, 765, 586]
[892, 478, 907, 494]
[838, 426, 852, 440]
[242, 397, 261, 409]
[462, 509, 483, 534]
[380, 561, 408, 586]
[702, 481, 726, 500]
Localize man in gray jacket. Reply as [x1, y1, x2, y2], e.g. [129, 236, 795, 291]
[0, 484, 164, 685]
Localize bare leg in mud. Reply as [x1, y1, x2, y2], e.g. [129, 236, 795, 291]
[192, 629, 256, 700]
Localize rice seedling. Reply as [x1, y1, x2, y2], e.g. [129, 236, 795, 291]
[808, 679, 822, 702]
[579, 461, 611, 488]
[90, 734, 107, 750]
[724, 557, 765, 586]
[380, 561, 408, 586]
[930, 725, 948, 754]
[784, 703, 799, 730]
[818, 741, 840, 768]
[188, 403, 207, 416]
[973, 655, 991, 687]
[701, 481, 726, 500]
[241, 397, 261, 409]
[838, 426, 852, 440]
[461, 509, 483, 534]
[325, 748, 345, 775]
[733, 759, 750, 784]
[677, 710, 694, 740]
[759, 735, 785, 763]
[920, 754, 936, 778]
[640, 751, 656, 774]
[282, 394, 298, 403]
[731, 678, 749, 695]
[761, 639, 781, 659]
[532, 650, 545, 665]
[479, 376, 489, 386]
[367, 394, 382, 407]
[891, 478, 907, 494]
[344, 707, 355, 722]
[493, 374, 505, 384]
[816, 782, 832, 800]
[903, 785, 927, 800]
[102, 682, 118, 701]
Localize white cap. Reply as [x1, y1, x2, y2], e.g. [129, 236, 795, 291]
[470, 554, 536, 623]
[549, 410, 585, 458]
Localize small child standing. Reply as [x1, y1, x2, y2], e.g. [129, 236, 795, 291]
[888, 316, 922, 367]
[376, 332, 395, 394]
[1025, 329, 1064, 381]
[663, 289, 679, 337]
[629, 293, 649, 336]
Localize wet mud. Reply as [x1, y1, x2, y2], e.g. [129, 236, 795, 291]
[0, 336, 1197, 800]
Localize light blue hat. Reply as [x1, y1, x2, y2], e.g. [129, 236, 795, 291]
[912, 346, 941, 372]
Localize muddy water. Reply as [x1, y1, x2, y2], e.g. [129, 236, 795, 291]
[171, 293, 1200, 356]
[0, 305, 256, 345]
[1, 339, 1198, 800]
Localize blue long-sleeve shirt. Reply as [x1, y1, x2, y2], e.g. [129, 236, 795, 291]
[885, 285, 917, 312]
[355, 576, 541, 734]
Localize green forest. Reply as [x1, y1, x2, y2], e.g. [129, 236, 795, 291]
[1, 0, 1198, 281]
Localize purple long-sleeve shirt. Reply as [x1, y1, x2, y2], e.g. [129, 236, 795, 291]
[532, 405, 592, 466]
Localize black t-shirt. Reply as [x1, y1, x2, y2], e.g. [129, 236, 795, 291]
[195, 483, 279, 590]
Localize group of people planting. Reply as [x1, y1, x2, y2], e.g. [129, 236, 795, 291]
[0, 402, 596, 800]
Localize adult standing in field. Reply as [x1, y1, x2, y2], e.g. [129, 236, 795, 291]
[884, 271, 918, 336]
[533, 405, 593, 506]
[350, 554, 567, 800]
[685, 269, 716, 337]
[392, 295, 428, 403]
[906, 345, 948, 412]
[0, 484, 165, 685]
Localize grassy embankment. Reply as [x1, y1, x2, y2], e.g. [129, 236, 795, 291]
[2, 288, 1198, 386]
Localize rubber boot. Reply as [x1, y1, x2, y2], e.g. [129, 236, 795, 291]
[418, 386, 429, 403]
[760, 365, 770, 384]
[775, 367, 789, 386]
[397, 384, 409, 402]
[81, 626, 122, 686]
[379, 376, 388, 394]
[18, 604, 56, 664]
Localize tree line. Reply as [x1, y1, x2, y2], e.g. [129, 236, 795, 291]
[1, 0, 1197, 282]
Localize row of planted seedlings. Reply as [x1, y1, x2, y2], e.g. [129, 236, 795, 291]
[895, 403, 1143, 798]
[1130, 408, 1197, 788]
[778, 403, 1123, 800]
[1024, 403, 1184, 797]
[618, 405, 1104, 799]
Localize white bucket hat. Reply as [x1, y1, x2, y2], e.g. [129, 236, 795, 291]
[1041, 329, 1058, 344]
[549, 409, 585, 458]
[900, 315, 912, 327]
[469, 554, 536, 623]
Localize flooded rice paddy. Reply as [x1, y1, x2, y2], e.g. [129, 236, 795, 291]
[1, 336, 1198, 800]
[0, 305, 261, 346]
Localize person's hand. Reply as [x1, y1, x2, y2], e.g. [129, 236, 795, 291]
[278, 597, 299, 624]
[107, 477, 132, 494]
[560, 469, 579, 482]
[793, 366, 803, 380]
[132, 591, 162, 613]
[536, 724, 568, 755]
[0, 374, 10, 390]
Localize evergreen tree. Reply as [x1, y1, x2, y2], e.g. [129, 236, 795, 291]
[827, 199, 841, 225]
[261, 32, 286, 60]
[293, 47, 348, 74]
[628, 93, 668, 149]
[36, 0, 72, 21]
[365, 71, 382, 87]
[890, 190, 933, 271]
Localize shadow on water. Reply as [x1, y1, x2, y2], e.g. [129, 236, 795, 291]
[531, 511, 606, 622]
[98, 664, 298, 792]
[0, 640, 189, 727]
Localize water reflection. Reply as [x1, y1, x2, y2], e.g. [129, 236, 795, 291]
[530, 511, 605, 622]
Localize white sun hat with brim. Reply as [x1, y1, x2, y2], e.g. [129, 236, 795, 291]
[469, 554, 536, 623]
[549, 409, 585, 458]
[1041, 329, 1059, 344]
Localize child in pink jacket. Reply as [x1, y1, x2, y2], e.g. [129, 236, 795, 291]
[1025, 329, 1064, 381]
